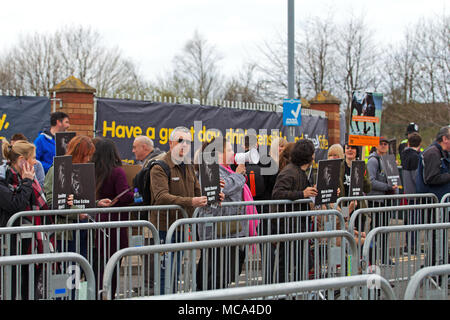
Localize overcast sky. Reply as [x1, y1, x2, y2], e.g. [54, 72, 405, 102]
[0, 0, 447, 82]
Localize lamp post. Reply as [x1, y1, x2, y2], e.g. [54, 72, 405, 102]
[288, 0, 295, 100]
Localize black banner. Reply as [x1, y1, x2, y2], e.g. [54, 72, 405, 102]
[95, 98, 329, 164]
[0, 96, 51, 141]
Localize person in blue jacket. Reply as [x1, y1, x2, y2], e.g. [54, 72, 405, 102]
[33, 112, 70, 174]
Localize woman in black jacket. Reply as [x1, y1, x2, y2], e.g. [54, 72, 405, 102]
[0, 140, 36, 227]
[269, 139, 318, 283]
[1, 139, 51, 299]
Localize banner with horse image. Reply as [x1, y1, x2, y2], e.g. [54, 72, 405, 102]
[348, 91, 383, 146]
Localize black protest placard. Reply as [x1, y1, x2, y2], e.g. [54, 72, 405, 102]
[53, 155, 73, 210]
[388, 139, 397, 156]
[381, 154, 401, 187]
[55, 132, 76, 156]
[315, 159, 342, 206]
[198, 152, 221, 206]
[349, 160, 365, 197]
[71, 163, 96, 209]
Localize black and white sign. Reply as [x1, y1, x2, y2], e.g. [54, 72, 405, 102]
[349, 160, 365, 197]
[198, 152, 221, 206]
[315, 158, 342, 205]
[56, 132, 76, 156]
[53, 155, 73, 210]
[381, 154, 401, 187]
[71, 163, 96, 209]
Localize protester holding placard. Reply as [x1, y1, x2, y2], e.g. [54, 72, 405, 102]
[196, 137, 247, 291]
[92, 137, 134, 298]
[271, 139, 318, 283]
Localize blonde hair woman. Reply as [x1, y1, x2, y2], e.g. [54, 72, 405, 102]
[327, 144, 344, 160]
[1, 139, 51, 299]
[269, 137, 288, 164]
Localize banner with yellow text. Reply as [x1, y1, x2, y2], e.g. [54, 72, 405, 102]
[95, 98, 328, 164]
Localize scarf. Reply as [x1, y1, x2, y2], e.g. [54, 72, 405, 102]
[9, 167, 53, 254]
[221, 165, 259, 237]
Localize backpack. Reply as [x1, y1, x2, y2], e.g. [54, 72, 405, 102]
[416, 149, 450, 201]
[133, 159, 171, 205]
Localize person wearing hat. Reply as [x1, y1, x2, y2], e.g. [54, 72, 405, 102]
[366, 136, 398, 264]
[368, 136, 399, 197]
[398, 122, 419, 159]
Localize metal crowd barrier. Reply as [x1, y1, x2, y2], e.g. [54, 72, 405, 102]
[102, 231, 358, 300]
[441, 193, 450, 203]
[0, 221, 158, 300]
[192, 199, 313, 218]
[167, 210, 346, 243]
[0, 252, 95, 300]
[6, 205, 189, 230]
[404, 264, 450, 300]
[361, 223, 450, 299]
[137, 274, 396, 300]
[334, 193, 439, 212]
[348, 203, 450, 262]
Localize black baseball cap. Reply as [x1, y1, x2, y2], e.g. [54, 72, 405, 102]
[379, 136, 389, 144]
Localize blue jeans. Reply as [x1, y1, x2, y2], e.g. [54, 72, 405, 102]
[158, 231, 182, 295]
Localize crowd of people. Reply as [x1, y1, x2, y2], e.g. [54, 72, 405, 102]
[0, 111, 449, 297]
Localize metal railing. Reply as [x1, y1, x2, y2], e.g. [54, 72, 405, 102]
[334, 194, 439, 212]
[136, 274, 396, 300]
[6, 205, 189, 229]
[441, 193, 450, 204]
[0, 221, 158, 300]
[102, 231, 358, 300]
[192, 199, 314, 218]
[348, 203, 450, 261]
[361, 223, 450, 299]
[0, 252, 95, 300]
[167, 210, 346, 243]
[404, 264, 450, 300]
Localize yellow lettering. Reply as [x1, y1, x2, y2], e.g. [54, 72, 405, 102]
[103, 121, 115, 137]
[116, 125, 125, 138]
[134, 126, 142, 137]
[205, 130, 219, 142]
[160, 128, 168, 144]
[146, 127, 155, 139]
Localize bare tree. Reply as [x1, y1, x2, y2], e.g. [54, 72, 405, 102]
[170, 30, 224, 102]
[222, 63, 264, 103]
[296, 15, 338, 98]
[383, 31, 420, 105]
[0, 25, 147, 96]
[254, 31, 306, 103]
[334, 12, 381, 130]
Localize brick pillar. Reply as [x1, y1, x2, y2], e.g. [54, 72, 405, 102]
[49, 76, 96, 137]
[309, 91, 341, 146]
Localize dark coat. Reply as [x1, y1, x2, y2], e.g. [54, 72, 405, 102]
[150, 152, 201, 231]
[338, 160, 371, 209]
[271, 163, 311, 233]
[0, 166, 33, 227]
[96, 166, 134, 253]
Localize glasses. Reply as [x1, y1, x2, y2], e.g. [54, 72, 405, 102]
[177, 138, 192, 145]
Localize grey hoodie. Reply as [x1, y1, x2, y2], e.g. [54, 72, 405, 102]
[197, 165, 248, 240]
[367, 152, 395, 196]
